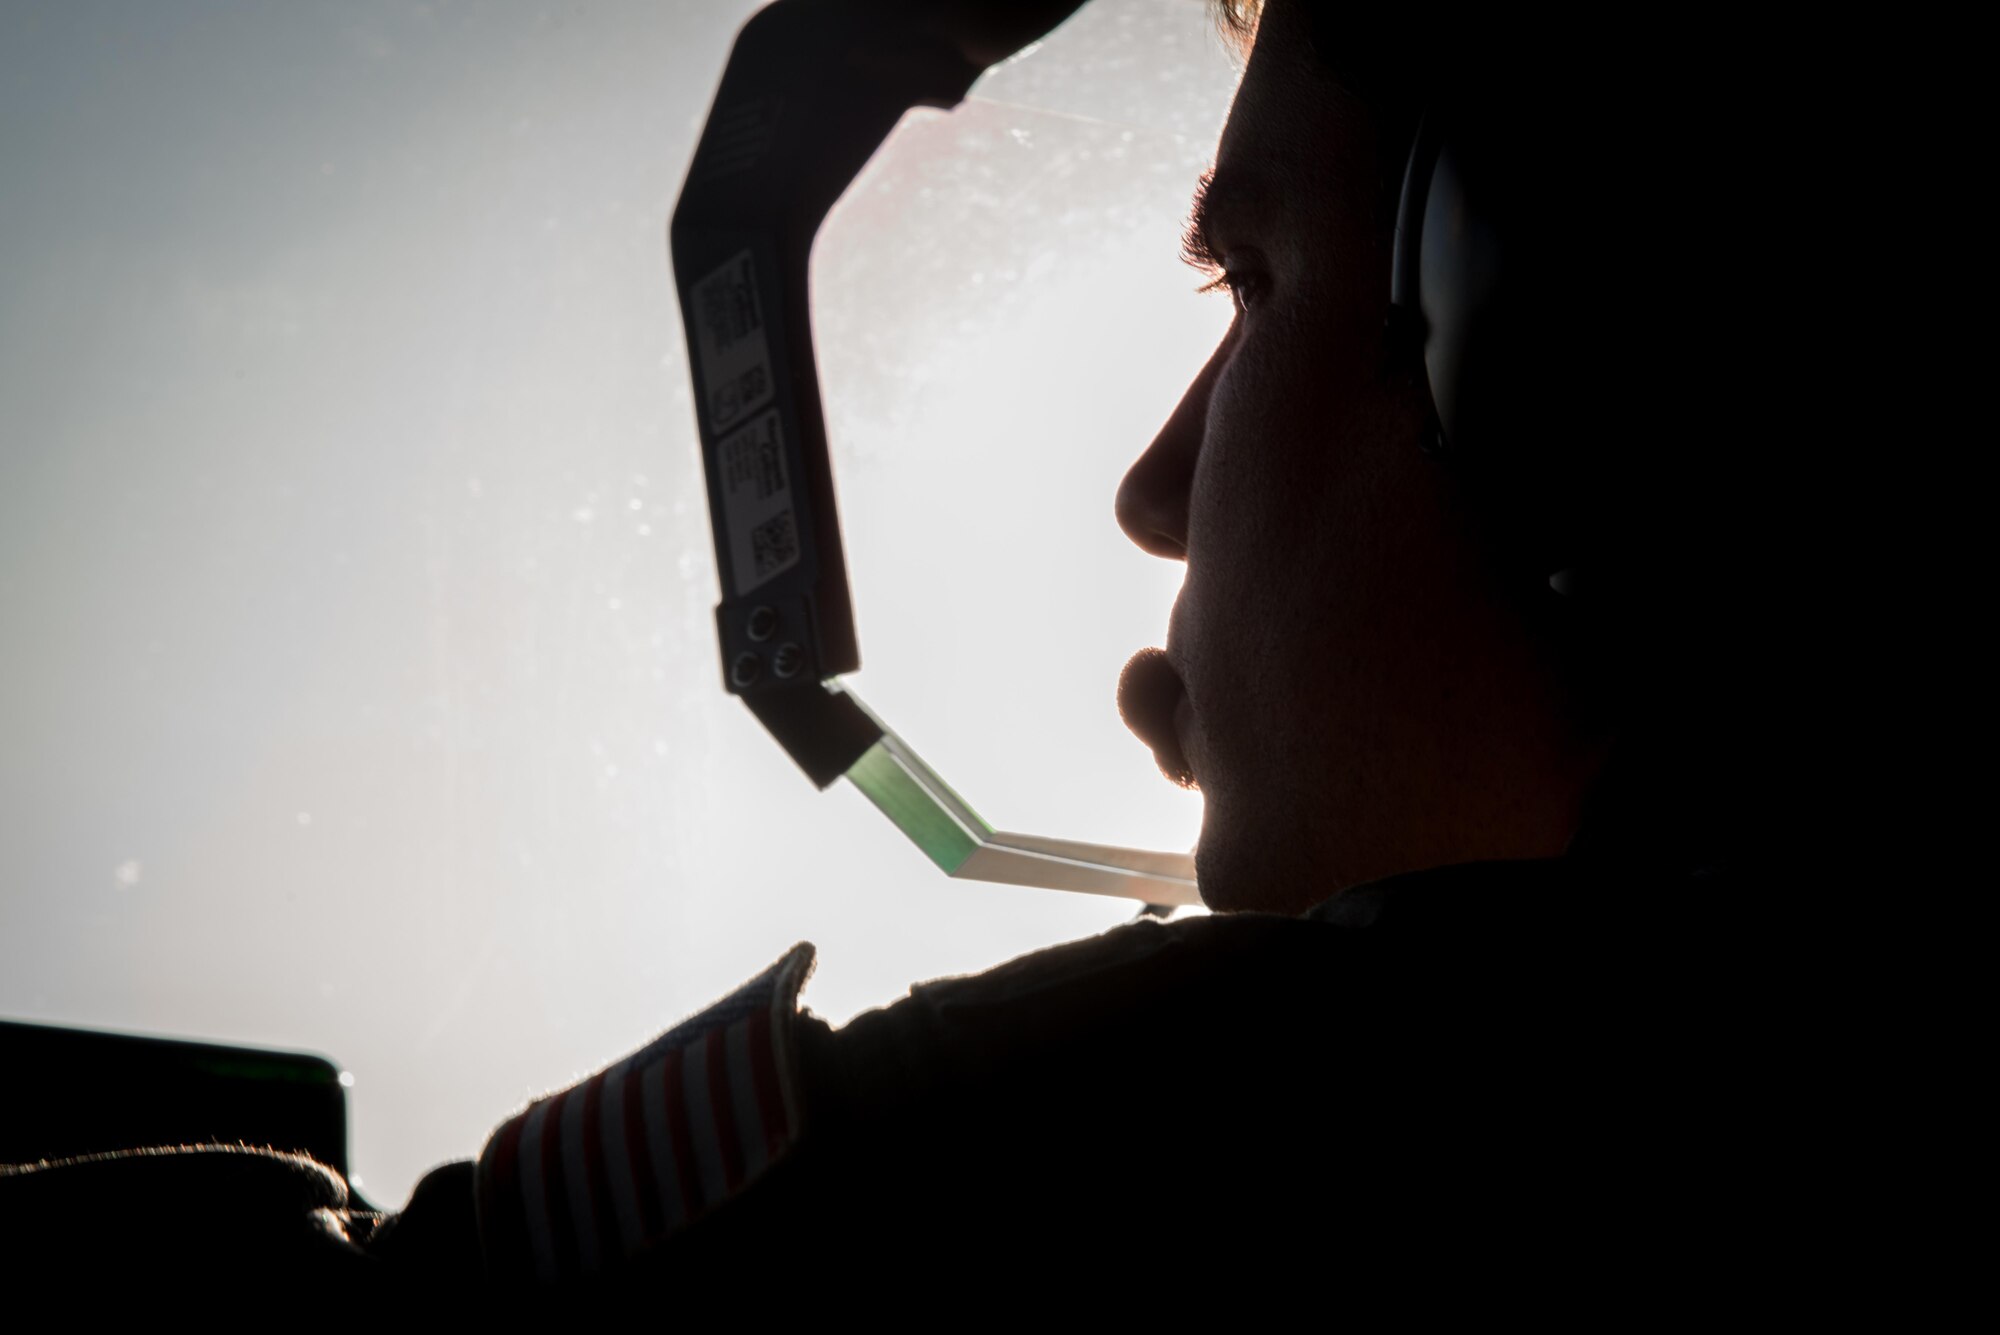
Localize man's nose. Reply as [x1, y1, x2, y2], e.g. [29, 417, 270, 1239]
[1115, 338, 1224, 561]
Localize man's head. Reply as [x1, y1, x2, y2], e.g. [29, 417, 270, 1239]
[1115, 0, 1626, 913]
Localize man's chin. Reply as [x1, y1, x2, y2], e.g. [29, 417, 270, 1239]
[1192, 811, 1330, 916]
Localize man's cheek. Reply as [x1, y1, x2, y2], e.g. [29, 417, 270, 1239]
[1191, 383, 1305, 553]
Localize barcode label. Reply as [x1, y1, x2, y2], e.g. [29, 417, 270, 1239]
[691, 250, 776, 434]
[750, 512, 798, 581]
[716, 409, 799, 594]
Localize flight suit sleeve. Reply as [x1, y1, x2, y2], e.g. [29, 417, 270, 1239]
[472, 910, 1375, 1296]
[472, 942, 820, 1286]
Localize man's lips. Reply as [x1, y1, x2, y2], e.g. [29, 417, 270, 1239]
[1118, 647, 1197, 790]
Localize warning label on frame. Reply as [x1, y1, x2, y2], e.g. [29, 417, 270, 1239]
[716, 409, 799, 595]
[691, 249, 777, 435]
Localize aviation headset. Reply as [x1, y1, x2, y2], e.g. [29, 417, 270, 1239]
[1383, 58, 1774, 866]
[1392, 99, 1583, 602]
[1384, 71, 1651, 612]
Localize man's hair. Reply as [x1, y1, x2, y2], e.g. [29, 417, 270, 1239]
[1206, 1, 1435, 231]
[1209, 0, 1261, 45]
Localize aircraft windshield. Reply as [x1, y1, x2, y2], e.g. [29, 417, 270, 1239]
[0, 0, 1239, 1205]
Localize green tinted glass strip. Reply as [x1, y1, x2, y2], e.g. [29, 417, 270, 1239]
[836, 690, 994, 836]
[844, 738, 985, 874]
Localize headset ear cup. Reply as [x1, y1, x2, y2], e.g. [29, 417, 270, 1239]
[1417, 137, 1506, 466]
[1388, 119, 1449, 465]
[1390, 114, 1440, 317]
[1396, 99, 1596, 597]
[1388, 113, 1442, 437]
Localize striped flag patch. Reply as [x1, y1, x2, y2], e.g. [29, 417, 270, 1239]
[474, 943, 816, 1281]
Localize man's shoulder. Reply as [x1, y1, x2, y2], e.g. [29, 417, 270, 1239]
[845, 856, 1623, 1057]
[834, 906, 1389, 1075]
[905, 906, 1354, 1020]
[472, 856, 1735, 1290]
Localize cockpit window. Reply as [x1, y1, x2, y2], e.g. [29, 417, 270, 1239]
[0, 0, 1238, 1203]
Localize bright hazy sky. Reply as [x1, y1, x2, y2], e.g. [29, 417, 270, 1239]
[0, 0, 1240, 1202]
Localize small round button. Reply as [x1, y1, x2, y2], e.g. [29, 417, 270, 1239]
[771, 642, 805, 680]
[746, 605, 778, 643]
[729, 652, 762, 689]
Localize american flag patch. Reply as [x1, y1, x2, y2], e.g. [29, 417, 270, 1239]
[475, 943, 816, 1281]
